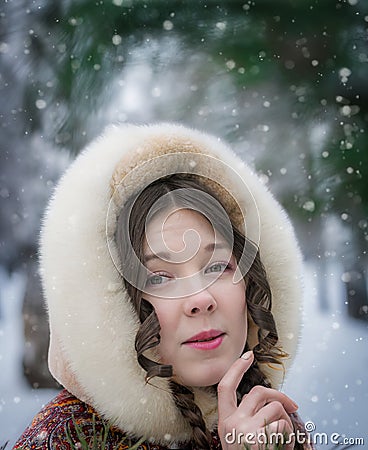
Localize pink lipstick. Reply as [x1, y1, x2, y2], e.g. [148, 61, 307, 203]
[183, 329, 225, 350]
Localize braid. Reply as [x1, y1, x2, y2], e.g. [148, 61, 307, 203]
[170, 381, 212, 450]
[243, 247, 288, 366]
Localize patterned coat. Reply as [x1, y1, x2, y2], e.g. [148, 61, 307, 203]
[13, 390, 221, 450]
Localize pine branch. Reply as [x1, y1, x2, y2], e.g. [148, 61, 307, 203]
[64, 414, 145, 450]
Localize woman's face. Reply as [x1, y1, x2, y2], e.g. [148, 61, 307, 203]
[142, 208, 247, 387]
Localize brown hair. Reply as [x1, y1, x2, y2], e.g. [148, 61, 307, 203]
[116, 173, 294, 449]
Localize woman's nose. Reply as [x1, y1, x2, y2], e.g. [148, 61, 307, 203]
[183, 289, 217, 316]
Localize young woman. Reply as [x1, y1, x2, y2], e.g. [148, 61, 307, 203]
[13, 124, 313, 449]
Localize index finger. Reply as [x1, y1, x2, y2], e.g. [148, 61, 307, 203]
[217, 351, 254, 420]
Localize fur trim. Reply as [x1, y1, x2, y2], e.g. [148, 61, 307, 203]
[40, 123, 302, 443]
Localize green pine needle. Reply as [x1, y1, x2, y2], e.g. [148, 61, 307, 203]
[64, 414, 145, 450]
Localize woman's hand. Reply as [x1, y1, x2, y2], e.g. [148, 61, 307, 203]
[218, 351, 298, 449]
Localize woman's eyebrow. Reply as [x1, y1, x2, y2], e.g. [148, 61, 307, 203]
[143, 251, 171, 263]
[204, 241, 229, 252]
[144, 242, 229, 263]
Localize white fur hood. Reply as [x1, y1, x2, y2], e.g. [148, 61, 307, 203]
[40, 123, 303, 445]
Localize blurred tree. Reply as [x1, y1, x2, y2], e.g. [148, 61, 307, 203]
[3, 0, 367, 230]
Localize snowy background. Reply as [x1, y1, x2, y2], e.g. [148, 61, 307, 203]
[1, 1, 367, 448]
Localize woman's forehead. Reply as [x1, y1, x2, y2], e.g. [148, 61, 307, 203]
[149, 207, 211, 230]
[143, 208, 232, 264]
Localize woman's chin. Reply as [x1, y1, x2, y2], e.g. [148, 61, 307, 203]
[175, 365, 228, 388]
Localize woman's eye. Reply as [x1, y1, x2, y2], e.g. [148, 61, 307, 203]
[146, 273, 170, 286]
[205, 262, 229, 274]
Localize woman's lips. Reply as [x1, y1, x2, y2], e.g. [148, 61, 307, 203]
[182, 330, 225, 350]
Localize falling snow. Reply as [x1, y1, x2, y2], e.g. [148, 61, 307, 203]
[163, 20, 174, 31]
[112, 34, 122, 45]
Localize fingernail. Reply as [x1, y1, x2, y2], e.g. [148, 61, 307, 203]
[241, 350, 253, 360]
[292, 401, 299, 410]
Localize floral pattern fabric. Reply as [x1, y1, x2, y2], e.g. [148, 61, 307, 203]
[12, 390, 222, 450]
